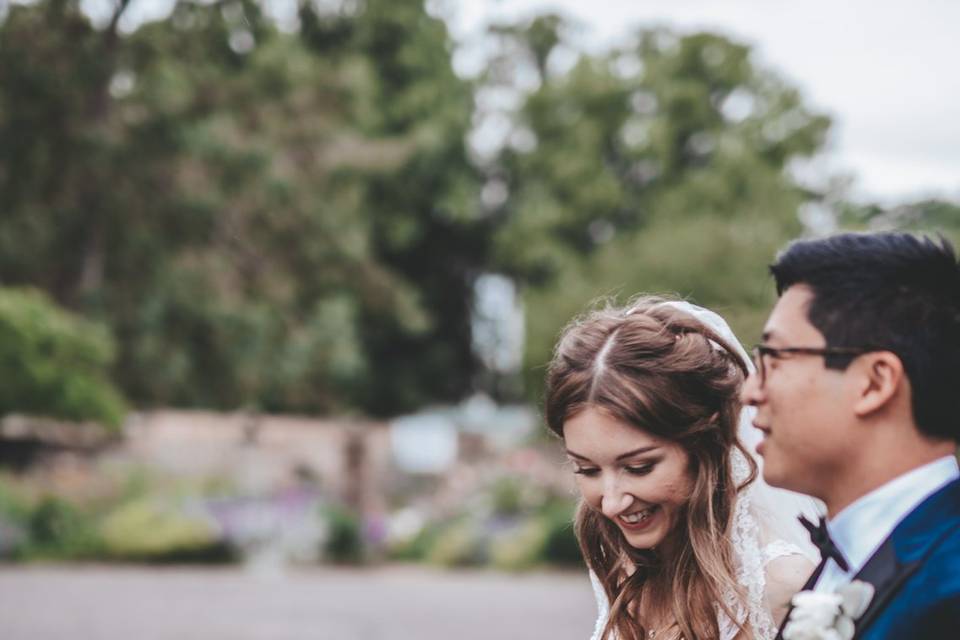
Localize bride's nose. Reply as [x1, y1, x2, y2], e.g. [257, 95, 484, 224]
[600, 477, 634, 518]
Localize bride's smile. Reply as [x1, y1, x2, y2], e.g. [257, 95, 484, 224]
[619, 505, 657, 524]
[615, 505, 660, 534]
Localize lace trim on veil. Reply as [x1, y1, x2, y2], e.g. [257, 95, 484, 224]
[717, 447, 774, 640]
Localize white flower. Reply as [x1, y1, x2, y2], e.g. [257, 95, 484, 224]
[788, 592, 843, 627]
[838, 580, 876, 619]
[783, 581, 873, 640]
[782, 618, 825, 640]
[834, 616, 856, 640]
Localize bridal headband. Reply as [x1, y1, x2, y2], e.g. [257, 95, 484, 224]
[624, 299, 754, 373]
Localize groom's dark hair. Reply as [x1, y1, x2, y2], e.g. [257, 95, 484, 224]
[770, 231, 960, 442]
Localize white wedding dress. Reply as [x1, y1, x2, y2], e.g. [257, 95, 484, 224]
[586, 301, 822, 640]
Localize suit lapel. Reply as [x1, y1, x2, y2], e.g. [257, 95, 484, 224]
[850, 478, 960, 638]
[850, 538, 921, 637]
[773, 558, 827, 640]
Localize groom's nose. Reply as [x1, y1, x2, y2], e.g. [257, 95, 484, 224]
[740, 370, 763, 406]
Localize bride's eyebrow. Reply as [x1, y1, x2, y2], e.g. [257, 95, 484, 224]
[565, 446, 660, 461]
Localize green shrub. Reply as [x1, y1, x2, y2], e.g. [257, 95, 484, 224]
[540, 503, 582, 567]
[0, 288, 126, 428]
[17, 496, 103, 560]
[99, 497, 228, 562]
[0, 477, 30, 557]
[387, 526, 435, 562]
[490, 519, 549, 571]
[490, 477, 525, 516]
[426, 520, 485, 567]
[322, 505, 364, 563]
[0, 476, 30, 522]
[488, 502, 581, 571]
[386, 479, 580, 571]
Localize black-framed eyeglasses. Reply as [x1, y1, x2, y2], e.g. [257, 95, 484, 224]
[750, 344, 873, 387]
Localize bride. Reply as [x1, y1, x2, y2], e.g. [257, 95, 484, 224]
[544, 297, 820, 640]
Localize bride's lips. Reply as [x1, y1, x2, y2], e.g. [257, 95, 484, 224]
[616, 505, 661, 532]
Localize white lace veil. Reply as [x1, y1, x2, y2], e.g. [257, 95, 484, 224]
[587, 300, 822, 640]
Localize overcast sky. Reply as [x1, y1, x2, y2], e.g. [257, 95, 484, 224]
[449, 0, 960, 205]
[86, 0, 960, 205]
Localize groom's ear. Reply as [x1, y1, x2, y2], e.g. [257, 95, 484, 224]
[852, 351, 905, 418]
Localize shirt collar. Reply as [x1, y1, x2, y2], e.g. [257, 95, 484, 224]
[827, 455, 960, 574]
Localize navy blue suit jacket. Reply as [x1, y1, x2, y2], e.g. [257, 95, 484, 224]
[854, 477, 960, 639]
[776, 478, 960, 640]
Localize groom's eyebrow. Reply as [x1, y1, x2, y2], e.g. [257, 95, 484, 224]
[565, 446, 660, 461]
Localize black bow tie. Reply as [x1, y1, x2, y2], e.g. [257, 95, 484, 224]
[799, 514, 850, 572]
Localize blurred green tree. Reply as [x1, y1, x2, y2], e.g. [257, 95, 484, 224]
[0, 0, 483, 416]
[837, 198, 960, 245]
[0, 2, 845, 415]
[323, 0, 491, 414]
[0, 288, 125, 427]
[482, 21, 831, 391]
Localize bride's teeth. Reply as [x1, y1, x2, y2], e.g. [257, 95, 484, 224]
[621, 507, 655, 523]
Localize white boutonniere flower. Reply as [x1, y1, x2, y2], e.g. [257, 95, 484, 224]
[783, 580, 876, 640]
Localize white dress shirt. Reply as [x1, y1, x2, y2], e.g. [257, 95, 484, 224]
[813, 455, 960, 593]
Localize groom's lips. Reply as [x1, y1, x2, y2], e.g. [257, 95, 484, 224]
[753, 422, 771, 455]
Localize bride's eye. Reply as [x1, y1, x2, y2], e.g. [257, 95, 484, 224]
[625, 463, 655, 476]
[572, 467, 600, 477]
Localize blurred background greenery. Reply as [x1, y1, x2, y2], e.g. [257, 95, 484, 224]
[0, 0, 958, 570]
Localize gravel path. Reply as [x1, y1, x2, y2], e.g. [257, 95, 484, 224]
[0, 564, 597, 640]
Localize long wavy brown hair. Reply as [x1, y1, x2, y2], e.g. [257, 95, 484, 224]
[545, 297, 758, 640]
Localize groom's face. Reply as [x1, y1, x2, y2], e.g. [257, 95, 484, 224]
[741, 285, 855, 497]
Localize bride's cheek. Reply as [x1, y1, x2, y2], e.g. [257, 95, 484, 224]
[576, 480, 601, 507]
[659, 476, 693, 506]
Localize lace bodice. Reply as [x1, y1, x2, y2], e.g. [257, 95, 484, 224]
[587, 539, 806, 640]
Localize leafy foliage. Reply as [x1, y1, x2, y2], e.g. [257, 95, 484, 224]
[0, 2, 844, 414]
[99, 497, 228, 562]
[0, 288, 126, 426]
[321, 503, 364, 563]
[483, 22, 831, 387]
[0, 0, 483, 416]
[18, 496, 104, 560]
[837, 198, 960, 246]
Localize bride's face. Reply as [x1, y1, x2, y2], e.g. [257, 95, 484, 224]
[564, 406, 693, 550]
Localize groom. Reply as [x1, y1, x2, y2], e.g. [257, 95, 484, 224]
[741, 232, 960, 639]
